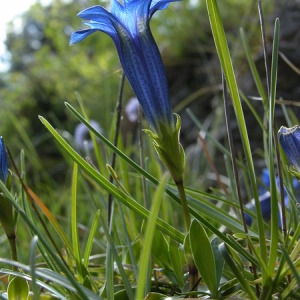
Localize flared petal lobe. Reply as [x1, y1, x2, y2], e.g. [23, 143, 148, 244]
[70, 0, 180, 132]
[0, 137, 8, 183]
[278, 125, 300, 171]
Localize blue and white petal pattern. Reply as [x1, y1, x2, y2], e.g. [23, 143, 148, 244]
[0, 137, 8, 183]
[70, 0, 180, 133]
[278, 125, 300, 171]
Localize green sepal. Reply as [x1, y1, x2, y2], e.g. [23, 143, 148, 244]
[144, 114, 185, 183]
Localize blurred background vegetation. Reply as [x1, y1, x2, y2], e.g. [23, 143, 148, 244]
[1, 0, 299, 202]
[0, 0, 276, 184]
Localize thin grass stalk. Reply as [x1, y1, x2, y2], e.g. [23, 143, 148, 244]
[222, 74, 248, 235]
[240, 91, 266, 133]
[104, 72, 125, 299]
[270, 28, 287, 243]
[105, 164, 139, 279]
[274, 133, 287, 241]
[205, 0, 267, 263]
[197, 132, 228, 195]
[187, 109, 250, 173]
[175, 179, 199, 292]
[268, 18, 280, 274]
[138, 105, 149, 209]
[105, 205, 114, 300]
[257, 0, 270, 96]
[222, 74, 259, 296]
[83, 209, 100, 268]
[108, 72, 125, 224]
[240, 28, 268, 108]
[118, 203, 139, 279]
[71, 163, 84, 283]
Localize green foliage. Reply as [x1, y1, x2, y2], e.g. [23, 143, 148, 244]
[0, 0, 299, 299]
[8, 276, 29, 299]
[189, 220, 218, 297]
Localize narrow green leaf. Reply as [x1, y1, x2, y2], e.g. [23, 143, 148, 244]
[205, 0, 266, 264]
[71, 163, 84, 283]
[280, 245, 300, 287]
[218, 243, 256, 300]
[211, 237, 224, 288]
[135, 175, 168, 300]
[148, 228, 172, 270]
[190, 219, 217, 296]
[83, 209, 101, 268]
[240, 28, 268, 107]
[30, 236, 39, 300]
[169, 239, 184, 288]
[268, 18, 280, 274]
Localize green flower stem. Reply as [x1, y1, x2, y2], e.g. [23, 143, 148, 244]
[176, 178, 198, 291]
[8, 233, 18, 271]
[146, 115, 198, 292]
[175, 178, 190, 233]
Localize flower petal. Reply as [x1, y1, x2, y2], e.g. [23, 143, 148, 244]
[77, 5, 112, 23]
[278, 125, 300, 171]
[70, 29, 97, 45]
[150, 0, 180, 16]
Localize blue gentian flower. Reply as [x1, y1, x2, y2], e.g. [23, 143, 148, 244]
[70, 0, 179, 133]
[244, 168, 299, 226]
[0, 137, 8, 183]
[244, 191, 271, 226]
[278, 125, 300, 172]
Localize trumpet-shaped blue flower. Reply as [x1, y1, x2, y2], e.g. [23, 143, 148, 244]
[70, 0, 179, 133]
[278, 125, 300, 172]
[0, 137, 8, 183]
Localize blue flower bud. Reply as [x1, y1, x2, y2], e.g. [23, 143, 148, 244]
[278, 125, 300, 172]
[0, 137, 8, 183]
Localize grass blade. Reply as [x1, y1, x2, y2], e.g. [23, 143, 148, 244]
[135, 175, 168, 300]
[205, 0, 266, 264]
